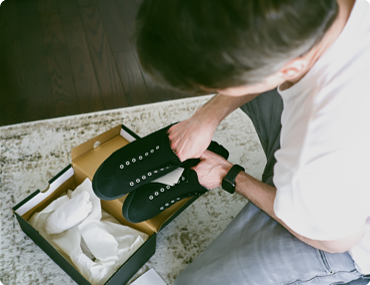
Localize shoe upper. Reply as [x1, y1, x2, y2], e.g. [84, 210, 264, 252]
[92, 125, 181, 200]
[122, 161, 206, 223]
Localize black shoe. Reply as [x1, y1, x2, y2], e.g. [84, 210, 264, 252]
[122, 143, 229, 223]
[92, 124, 181, 200]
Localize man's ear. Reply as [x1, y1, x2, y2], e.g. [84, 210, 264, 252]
[278, 58, 308, 81]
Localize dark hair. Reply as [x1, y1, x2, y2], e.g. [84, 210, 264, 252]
[135, 0, 338, 92]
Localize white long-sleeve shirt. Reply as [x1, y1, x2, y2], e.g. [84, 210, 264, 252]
[274, 0, 370, 273]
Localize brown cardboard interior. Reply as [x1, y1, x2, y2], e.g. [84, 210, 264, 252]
[21, 176, 75, 222]
[22, 125, 191, 236]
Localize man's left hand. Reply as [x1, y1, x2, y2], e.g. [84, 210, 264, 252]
[192, 150, 233, 189]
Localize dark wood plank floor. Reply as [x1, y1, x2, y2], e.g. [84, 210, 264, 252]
[0, 0, 197, 127]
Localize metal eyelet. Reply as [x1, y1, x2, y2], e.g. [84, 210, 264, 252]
[132, 158, 136, 163]
[154, 170, 158, 174]
[148, 172, 152, 176]
[171, 200, 175, 203]
[156, 145, 160, 150]
[119, 164, 124, 169]
[129, 182, 134, 186]
[166, 185, 170, 190]
[126, 161, 130, 166]
[150, 149, 154, 153]
[176, 197, 181, 201]
[160, 168, 164, 171]
[165, 203, 169, 207]
[154, 191, 159, 196]
[149, 195, 154, 200]
[136, 179, 140, 183]
[139, 155, 143, 160]
[160, 206, 164, 210]
[145, 152, 149, 156]
[181, 177, 185, 181]
[160, 188, 165, 192]
[142, 175, 146, 180]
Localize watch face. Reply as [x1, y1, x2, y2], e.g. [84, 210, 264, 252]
[222, 178, 235, 194]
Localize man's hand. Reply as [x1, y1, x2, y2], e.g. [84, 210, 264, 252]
[168, 116, 217, 162]
[168, 93, 260, 162]
[192, 150, 233, 189]
[167, 94, 228, 162]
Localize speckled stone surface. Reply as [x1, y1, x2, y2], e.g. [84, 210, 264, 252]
[0, 95, 266, 285]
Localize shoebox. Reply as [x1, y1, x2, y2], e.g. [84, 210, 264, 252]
[12, 124, 198, 285]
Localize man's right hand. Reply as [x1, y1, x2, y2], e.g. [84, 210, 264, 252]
[168, 111, 218, 162]
[168, 92, 261, 162]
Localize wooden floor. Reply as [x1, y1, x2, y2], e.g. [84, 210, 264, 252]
[0, 0, 197, 127]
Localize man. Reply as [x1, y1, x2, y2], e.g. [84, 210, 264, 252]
[135, 0, 370, 284]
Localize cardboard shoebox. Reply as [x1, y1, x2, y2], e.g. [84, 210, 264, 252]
[12, 124, 197, 285]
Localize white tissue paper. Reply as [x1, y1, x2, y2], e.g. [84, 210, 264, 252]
[45, 191, 93, 235]
[29, 178, 148, 285]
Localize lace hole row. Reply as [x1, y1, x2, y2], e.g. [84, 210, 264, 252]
[129, 165, 173, 187]
[120, 145, 160, 169]
[159, 197, 181, 210]
[148, 177, 184, 199]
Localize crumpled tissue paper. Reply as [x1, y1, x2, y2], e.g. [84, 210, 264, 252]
[29, 178, 148, 285]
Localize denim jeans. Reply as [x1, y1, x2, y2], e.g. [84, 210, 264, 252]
[174, 89, 369, 285]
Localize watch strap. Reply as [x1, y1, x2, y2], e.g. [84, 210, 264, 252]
[222, 164, 245, 194]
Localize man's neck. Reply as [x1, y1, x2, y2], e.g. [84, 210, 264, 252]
[288, 0, 356, 86]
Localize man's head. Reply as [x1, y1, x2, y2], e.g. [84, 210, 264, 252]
[135, 0, 338, 94]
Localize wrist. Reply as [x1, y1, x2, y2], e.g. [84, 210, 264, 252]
[221, 161, 234, 179]
[194, 105, 221, 130]
[222, 164, 245, 194]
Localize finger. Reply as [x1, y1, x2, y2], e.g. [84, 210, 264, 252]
[168, 128, 183, 148]
[167, 130, 174, 141]
[178, 136, 199, 162]
[169, 137, 183, 160]
[167, 126, 175, 138]
[168, 123, 182, 138]
[176, 141, 188, 162]
[167, 128, 179, 142]
[169, 135, 177, 150]
[167, 122, 178, 133]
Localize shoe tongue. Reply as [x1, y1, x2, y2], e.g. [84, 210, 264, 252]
[152, 167, 184, 186]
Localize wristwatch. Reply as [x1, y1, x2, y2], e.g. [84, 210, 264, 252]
[222, 164, 245, 194]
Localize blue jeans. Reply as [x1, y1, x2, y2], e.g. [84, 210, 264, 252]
[174, 89, 369, 285]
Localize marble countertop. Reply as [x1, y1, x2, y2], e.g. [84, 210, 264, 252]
[0, 95, 265, 285]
